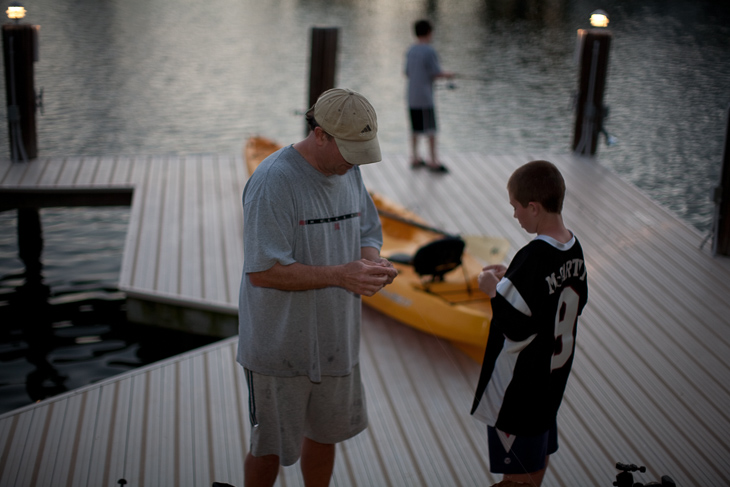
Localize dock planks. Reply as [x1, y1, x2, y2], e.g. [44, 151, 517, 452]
[1, 150, 730, 486]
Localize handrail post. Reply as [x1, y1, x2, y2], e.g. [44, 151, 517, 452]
[573, 28, 611, 156]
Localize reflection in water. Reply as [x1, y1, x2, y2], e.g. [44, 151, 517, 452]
[14, 280, 69, 402]
[7, 208, 68, 403]
[15, 208, 68, 401]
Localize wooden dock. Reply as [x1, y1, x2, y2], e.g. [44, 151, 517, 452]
[1, 150, 729, 486]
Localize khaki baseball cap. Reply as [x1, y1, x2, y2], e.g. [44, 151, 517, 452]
[307, 88, 382, 165]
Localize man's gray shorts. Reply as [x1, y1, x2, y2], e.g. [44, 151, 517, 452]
[244, 364, 367, 466]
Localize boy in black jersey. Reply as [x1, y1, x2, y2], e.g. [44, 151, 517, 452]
[471, 160, 588, 486]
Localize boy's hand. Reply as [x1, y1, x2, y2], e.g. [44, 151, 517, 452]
[482, 264, 507, 276]
[478, 265, 507, 298]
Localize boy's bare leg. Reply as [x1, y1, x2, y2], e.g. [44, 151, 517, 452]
[410, 134, 421, 164]
[502, 456, 549, 486]
[301, 437, 335, 487]
[428, 134, 437, 165]
[244, 452, 279, 487]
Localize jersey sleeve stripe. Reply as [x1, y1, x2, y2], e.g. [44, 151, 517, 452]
[496, 277, 532, 317]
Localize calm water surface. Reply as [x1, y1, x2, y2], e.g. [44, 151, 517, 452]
[1, 0, 728, 413]
[0, 0, 726, 229]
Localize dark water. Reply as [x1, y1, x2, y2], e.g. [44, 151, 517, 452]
[1, 0, 729, 414]
[0, 208, 217, 415]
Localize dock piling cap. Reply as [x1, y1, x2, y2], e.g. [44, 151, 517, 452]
[308, 88, 382, 165]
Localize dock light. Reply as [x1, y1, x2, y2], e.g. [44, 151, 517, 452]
[6, 2, 25, 22]
[590, 10, 609, 28]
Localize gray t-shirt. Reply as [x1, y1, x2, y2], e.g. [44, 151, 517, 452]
[237, 145, 383, 382]
[406, 43, 442, 108]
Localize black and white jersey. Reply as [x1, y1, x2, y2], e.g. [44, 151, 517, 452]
[471, 234, 588, 436]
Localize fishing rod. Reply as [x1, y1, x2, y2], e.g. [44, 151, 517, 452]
[452, 73, 490, 83]
[436, 74, 491, 91]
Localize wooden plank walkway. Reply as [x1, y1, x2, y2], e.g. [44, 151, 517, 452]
[1, 151, 730, 486]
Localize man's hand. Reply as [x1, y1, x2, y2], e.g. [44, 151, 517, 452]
[341, 258, 398, 296]
[248, 250, 397, 296]
[371, 257, 397, 286]
[478, 264, 507, 298]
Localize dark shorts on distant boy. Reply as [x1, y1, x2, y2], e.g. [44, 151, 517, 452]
[409, 107, 437, 135]
[487, 421, 558, 474]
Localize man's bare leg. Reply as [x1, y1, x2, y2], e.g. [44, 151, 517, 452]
[244, 452, 279, 487]
[301, 437, 335, 487]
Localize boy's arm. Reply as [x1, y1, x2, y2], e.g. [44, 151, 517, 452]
[488, 250, 538, 342]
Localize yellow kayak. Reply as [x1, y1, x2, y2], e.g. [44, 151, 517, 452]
[244, 135, 281, 177]
[244, 136, 509, 362]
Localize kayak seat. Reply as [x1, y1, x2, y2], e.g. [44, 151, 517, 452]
[389, 237, 465, 282]
[413, 237, 465, 281]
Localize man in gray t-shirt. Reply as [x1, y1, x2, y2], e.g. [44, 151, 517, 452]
[405, 19, 454, 173]
[238, 88, 397, 486]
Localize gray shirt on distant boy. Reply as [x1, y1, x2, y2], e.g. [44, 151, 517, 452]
[406, 43, 442, 109]
[237, 145, 383, 382]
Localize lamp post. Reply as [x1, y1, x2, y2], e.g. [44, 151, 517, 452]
[573, 10, 612, 156]
[3, 1, 39, 162]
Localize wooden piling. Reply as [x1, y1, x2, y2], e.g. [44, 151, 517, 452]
[2, 24, 39, 161]
[573, 29, 611, 156]
[307, 27, 338, 131]
[17, 207, 43, 281]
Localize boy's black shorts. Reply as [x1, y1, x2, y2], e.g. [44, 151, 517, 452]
[409, 107, 437, 134]
[487, 421, 558, 474]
